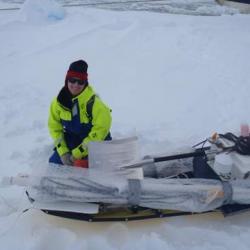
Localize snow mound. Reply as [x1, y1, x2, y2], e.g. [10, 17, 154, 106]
[20, 0, 65, 24]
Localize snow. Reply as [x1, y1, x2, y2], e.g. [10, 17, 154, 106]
[20, 0, 65, 23]
[0, 0, 241, 15]
[0, 0, 250, 249]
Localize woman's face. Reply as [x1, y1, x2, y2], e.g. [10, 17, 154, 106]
[67, 78, 85, 96]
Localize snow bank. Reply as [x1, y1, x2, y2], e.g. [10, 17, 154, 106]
[20, 0, 65, 23]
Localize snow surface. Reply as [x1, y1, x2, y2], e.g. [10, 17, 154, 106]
[1, 0, 250, 249]
[0, 0, 241, 16]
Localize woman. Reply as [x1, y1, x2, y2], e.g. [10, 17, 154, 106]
[48, 60, 112, 166]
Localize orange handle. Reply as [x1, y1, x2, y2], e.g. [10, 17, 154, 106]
[74, 159, 88, 168]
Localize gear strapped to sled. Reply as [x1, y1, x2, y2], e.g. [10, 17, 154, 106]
[2, 132, 250, 222]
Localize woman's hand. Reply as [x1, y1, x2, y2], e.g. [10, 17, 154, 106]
[60, 152, 74, 166]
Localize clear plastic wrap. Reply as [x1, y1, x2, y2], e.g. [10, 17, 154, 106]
[140, 178, 224, 212]
[27, 165, 128, 204]
[142, 157, 193, 178]
[231, 180, 250, 204]
[26, 166, 226, 213]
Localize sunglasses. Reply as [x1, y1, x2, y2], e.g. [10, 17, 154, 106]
[68, 78, 85, 86]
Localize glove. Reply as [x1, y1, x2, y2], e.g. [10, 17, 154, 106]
[72, 144, 88, 159]
[60, 152, 74, 166]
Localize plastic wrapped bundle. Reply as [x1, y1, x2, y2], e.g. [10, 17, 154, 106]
[26, 166, 226, 213]
[139, 178, 224, 212]
[231, 180, 250, 204]
[142, 157, 193, 178]
[28, 165, 128, 204]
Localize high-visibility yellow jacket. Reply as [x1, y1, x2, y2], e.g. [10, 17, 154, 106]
[48, 85, 112, 159]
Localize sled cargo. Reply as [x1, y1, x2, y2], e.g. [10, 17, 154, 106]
[4, 134, 250, 222]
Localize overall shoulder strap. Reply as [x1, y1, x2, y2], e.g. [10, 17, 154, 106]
[86, 95, 96, 123]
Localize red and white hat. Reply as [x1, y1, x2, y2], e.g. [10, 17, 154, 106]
[65, 60, 88, 84]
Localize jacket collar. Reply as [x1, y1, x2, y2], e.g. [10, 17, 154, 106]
[72, 85, 95, 104]
[57, 85, 95, 110]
